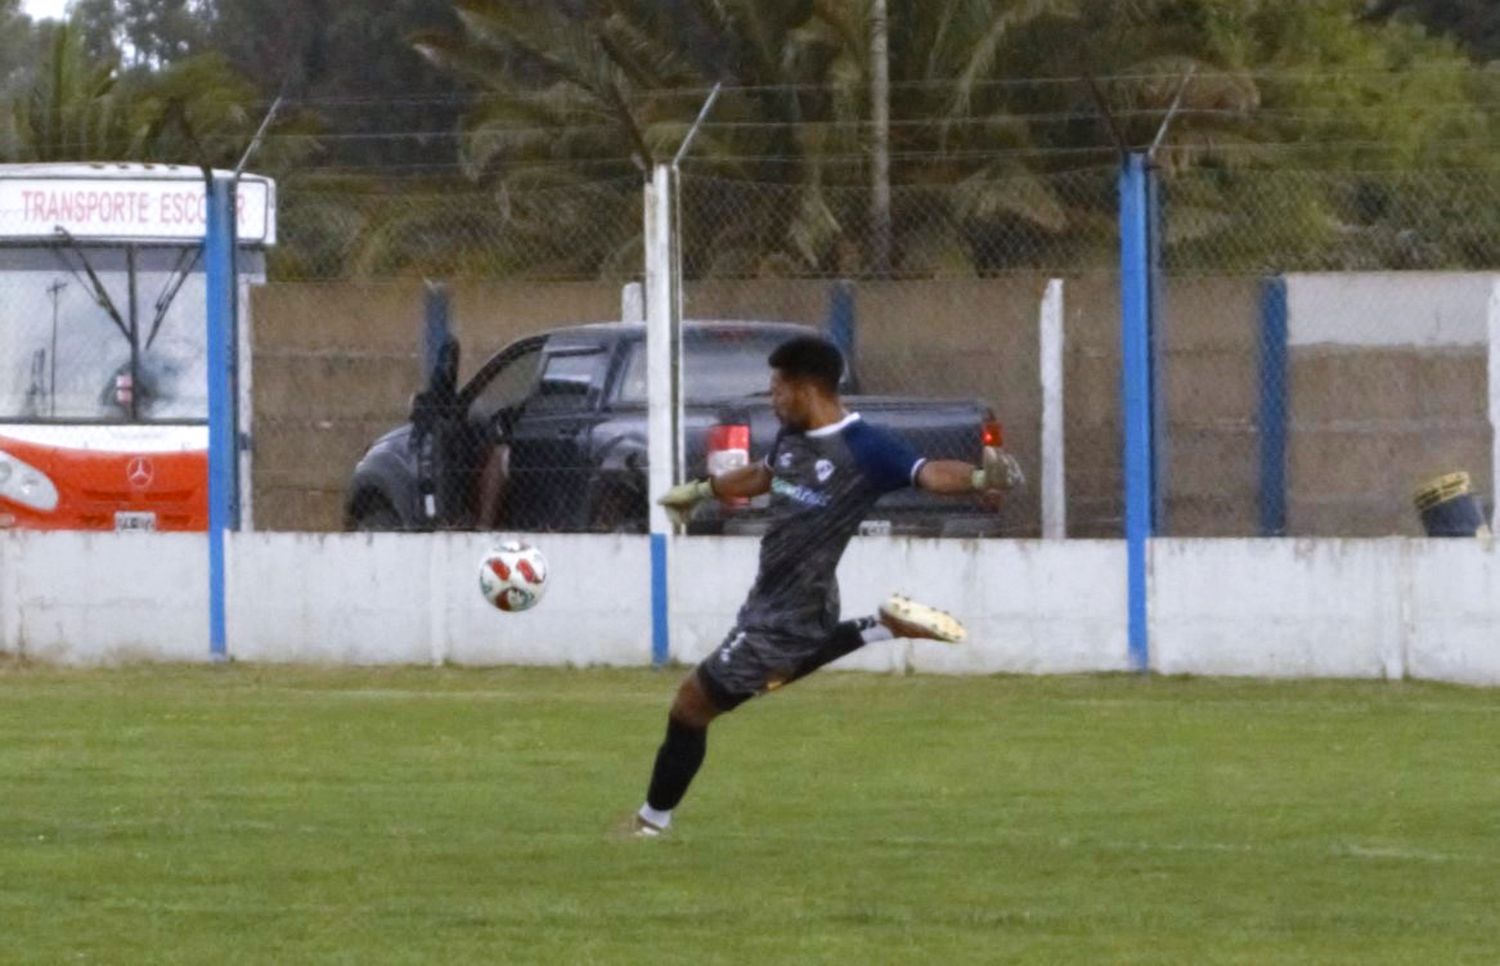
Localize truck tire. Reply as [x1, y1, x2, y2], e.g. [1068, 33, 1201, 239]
[588, 479, 647, 534]
[352, 494, 403, 532]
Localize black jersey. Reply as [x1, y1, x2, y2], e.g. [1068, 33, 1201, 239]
[735, 413, 925, 640]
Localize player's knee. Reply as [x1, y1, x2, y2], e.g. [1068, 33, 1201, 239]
[669, 672, 719, 728]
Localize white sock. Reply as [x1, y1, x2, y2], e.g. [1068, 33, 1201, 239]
[638, 804, 672, 829]
[859, 616, 894, 644]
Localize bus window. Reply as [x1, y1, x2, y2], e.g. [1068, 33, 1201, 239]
[0, 246, 208, 424]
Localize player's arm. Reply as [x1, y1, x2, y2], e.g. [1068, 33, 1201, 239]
[916, 460, 983, 494]
[916, 449, 1025, 496]
[657, 463, 772, 525]
[709, 462, 773, 499]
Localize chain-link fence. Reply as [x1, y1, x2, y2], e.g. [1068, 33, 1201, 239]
[252, 169, 1133, 537]
[674, 169, 1121, 538]
[253, 178, 644, 532]
[246, 162, 1499, 540]
[1158, 168, 1499, 538]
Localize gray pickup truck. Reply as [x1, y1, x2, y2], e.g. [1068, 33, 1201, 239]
[345, 320, 1014, 537]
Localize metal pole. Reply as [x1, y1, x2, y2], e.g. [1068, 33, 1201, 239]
[1040, 279, 1067, 540]
[205, 177, 237, 661]
[1258, 276, 1289, 536]
[1120, 154, 1154, 672]
[870, 0, 892, 276]
[672, 82, 723, 169]
[646, 165, 676, 667]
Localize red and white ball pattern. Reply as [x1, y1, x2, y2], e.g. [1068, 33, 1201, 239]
[478, 541, 549, 612]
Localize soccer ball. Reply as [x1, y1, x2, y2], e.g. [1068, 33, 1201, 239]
[478, 541, 549, 612]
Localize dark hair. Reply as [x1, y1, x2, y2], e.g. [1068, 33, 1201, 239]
[768, 336, 844, 393]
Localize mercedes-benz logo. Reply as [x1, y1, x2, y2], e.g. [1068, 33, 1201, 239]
[126, 457, 154, 488]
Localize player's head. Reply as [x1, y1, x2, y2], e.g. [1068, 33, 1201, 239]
[768, 336, 844, 430]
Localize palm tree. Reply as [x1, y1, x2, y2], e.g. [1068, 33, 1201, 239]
[408, 0, 1492, 281]
[2, 20, 313, 170]
[413, 0, 1093, 278]
[3, 22, 134, 162]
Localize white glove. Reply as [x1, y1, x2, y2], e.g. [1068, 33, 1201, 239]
[658, 479, 715, 526]
[973, 448, 1025, 492]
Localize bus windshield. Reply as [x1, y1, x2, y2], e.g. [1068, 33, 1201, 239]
[0, 245, 208, 423]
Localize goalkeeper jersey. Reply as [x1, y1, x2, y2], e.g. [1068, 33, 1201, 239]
[735, 412, 926, 640]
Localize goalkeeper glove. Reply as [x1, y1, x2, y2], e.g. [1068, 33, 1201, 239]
[658, 479, 715, 526]
[972, 448, 1025, 492]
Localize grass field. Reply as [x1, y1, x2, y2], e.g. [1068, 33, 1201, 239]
[1, 663, 1496, 964]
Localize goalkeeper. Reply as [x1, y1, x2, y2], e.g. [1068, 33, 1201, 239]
[629, 336, 1022, 837]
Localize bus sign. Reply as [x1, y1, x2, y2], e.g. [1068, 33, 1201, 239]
[0, 165, 275, 245]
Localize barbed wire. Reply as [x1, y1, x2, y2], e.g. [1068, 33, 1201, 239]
[247, 64, 1500, 110]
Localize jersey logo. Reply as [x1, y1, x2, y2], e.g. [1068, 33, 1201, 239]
[815, 458, 835, 483]
[721, 631, 747, 664]
[778, 451, 795, 470]
[771, 477, 832, 508]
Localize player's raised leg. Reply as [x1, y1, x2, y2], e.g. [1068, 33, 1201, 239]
[780, 598, 966, 685]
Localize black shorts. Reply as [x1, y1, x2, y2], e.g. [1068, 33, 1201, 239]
[695, 622, 864, 712]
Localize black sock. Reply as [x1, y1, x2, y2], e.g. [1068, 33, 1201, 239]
[786, 619, 871, 683]
[645, 716, 708, 812]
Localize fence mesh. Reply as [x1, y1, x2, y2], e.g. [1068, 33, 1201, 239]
[676, 169, 1120, 538]
[246, 163, 1498, 539]
[1158, 168, 1499, 538]
[253, 177, 642, 533]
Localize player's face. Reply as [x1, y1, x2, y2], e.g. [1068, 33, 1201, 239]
[769, 369, 812, 431]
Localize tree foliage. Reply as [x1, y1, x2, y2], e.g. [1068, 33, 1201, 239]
[1366, 0, 1500, 62]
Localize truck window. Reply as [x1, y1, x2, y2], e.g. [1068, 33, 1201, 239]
[467, 343, 543, 424]
[532, 350, 606, 413]
[617, 331, 792, 403]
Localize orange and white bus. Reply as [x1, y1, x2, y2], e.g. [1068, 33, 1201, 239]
[0, 163, 275, 532]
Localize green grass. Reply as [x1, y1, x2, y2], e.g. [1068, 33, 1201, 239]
[0, 664, 1496, 964]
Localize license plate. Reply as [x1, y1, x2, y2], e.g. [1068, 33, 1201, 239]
[114, 511, 157, 533]
[858, 519, 892, 536]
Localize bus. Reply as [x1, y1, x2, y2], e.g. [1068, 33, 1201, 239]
[0, 163, 276, 531]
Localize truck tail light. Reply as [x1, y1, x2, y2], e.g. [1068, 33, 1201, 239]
[706, 423, 751, 476]
[706, 423, 751, 508]
[981, 410, 1004, 449]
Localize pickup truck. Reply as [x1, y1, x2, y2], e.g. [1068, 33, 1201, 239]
[345, 321, 1015, 537]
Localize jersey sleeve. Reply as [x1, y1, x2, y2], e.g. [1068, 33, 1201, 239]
[846, 421, 926, 494]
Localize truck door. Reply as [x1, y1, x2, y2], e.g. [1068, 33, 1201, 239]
[503, 345, 610, 530]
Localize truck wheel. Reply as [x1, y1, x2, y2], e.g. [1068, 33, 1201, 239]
[588, 482, 646, 534]
[352, 495, 402, 532]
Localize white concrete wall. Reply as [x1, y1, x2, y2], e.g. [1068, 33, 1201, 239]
[1151, 538, 1500, 686]
[669, 537, 1129, 676]
[2, 533, 1497, 686]
[0, 531, 208, 663]
[1287, 272, 1495, 347]
[229, 532, 652, 667]
[1152, 539, 1406, 680]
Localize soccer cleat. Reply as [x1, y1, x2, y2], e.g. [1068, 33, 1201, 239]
[632, 815, 667, 838]
[879, 594, 967, 643]
[615, 813, 668, 839]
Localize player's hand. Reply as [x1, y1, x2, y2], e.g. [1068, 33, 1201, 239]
[976, 447, 1025, 492]
[658, 479, 715, 526]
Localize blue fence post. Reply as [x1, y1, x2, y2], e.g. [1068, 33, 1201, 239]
[1120, 153, 1155, 673]
[205, 177, 237, 662]
[826, 280, 856, 378]
[650, 534, 669, 667]
[1258, 276, 1289, 536]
